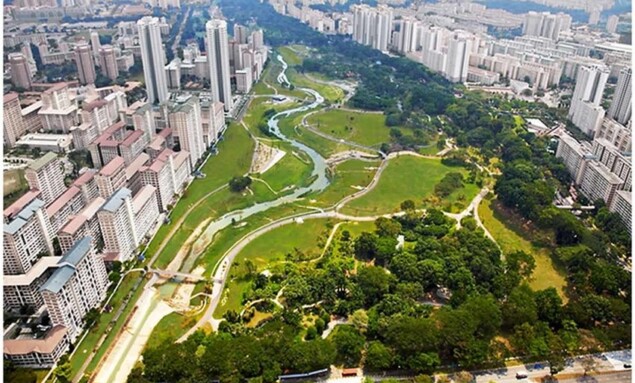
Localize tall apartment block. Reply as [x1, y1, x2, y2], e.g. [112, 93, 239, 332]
[40, 237, 108, 342]
[4, 93, 27, 148]
[168, 94, 205, 166]
[206, 19, 233, 111]
[9, 52, 32, 90]
[99, 45, 120, 81]
[25, 152, 66, 204]
[138, 16, 169, 104]
[568, 65, 609, 136]
[607, 67, 632, 125]
[74, 42, 96, 85]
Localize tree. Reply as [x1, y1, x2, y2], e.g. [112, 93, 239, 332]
[365, 341, 393, 371]
[535, 288, 563, 328]
[229, 176, 252, 192]
[349, 309, 369, 334]
[502, 284, 537, 329]
[332, 326, 365, 366]
[84, 308, 100, 329]
[375, 217, 401, 238]
[506, 251, 536, 279]
[357, 266, 392, 306]
[353, 232, 378, 260]
[54, 355, 72, 383]
[401, 199, 415, 211]
[407, 352, 440, 374]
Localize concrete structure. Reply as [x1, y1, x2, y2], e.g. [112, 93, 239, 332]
[90, 30, 101, 57]
[555, 133, 591, 184]
[206, 19, 233, 111]
[140, 149, 190, 211]
[579, 160, 624, 206]
[595, 118, 632, 154]
[352, 4, 393, 53]
[97, 188, 137, 262]
[38, 83, 79, 133]
[45, 186, 84, 234]
[4, 93, 27, 148]
[40, 237, 108, 342]
[58, 197, 105, 254]
[138, 16, 169, 104]
[25, 152, 66, 204]
[607, 67, 632, 126]
[98, 45, 120, 81]
[606, 15, 619, 34]
[131, 185, 160, 244]
[73, 170, 99, 204]
[88, 121, 149, 168]
[74, 42, 96, 85]
[95, 156, 127, 199]
[591, 138, 632, 191]
[15, 133, 73, 153]
[609, 190, 631, 233]
[445, 33, 473, 83]
[3, 325, 68, 368]
[522, 11, 571, 41]
[166, 58, 182, 90]
[168, 95, 205, 166]
[9, 53, 32, 90]
[235, 68, 253, 93]
[3, 197, 53, 276]
[3, 256, 59, 311]
[568, 65, 609, 136]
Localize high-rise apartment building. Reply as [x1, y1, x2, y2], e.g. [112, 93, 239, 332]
[445, 33, 473, 83]
[90, 30, 101, 57]
[39, 83, 79, 133]
[9, 53, 32, 90]
[233, 24, 249, 44]
[40, 237, 108, 342]
[4, 93, 27, 148]
[522, 12, 571, 41]
[168, 95, 205, 166]
[97, 188, 137, 262]
[74, 42, 96, 85]
[138, 16, 169, 104]
[3, 197, 54, 276]
[206, 19, 233, 111]
[606, 15, 619, 33]
[25, 152, 67, 204]
[99, 45, 120, 81]
[568, 65, 609, 136]
[607, 67, 632, 125]
[351, 4, 393, 53]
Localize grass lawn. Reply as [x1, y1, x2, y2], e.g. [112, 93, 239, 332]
[70, 272, 147, 377]
[257, 145, 314, 192]
[278, 46, 303, 66]
[253, 58, 308, 99]
[478, 198, 567, 299]
[514, 115, 525, 129]
[287, 69, 344, 103]
[310, 159, 380, 208]
[145, 312, 197, 350]
[341, 156, 478, 216]
[278, 112, 367, 158]
[3, 168, 28, 206]
[306, 109, 393, 148]
[214, 218, 333, 317]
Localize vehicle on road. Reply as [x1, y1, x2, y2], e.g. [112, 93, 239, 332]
[516, 371, 529, 379]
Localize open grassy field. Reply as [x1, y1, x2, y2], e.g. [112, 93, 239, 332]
[258, 146, 314, 192]
[306, 109, 392, 148]
[287, 69, 344, 103]
[252, 58, 308, 99]
[214, 218, 332, 317]
[145, 312, 197, 351]
[278, 46, 303, 66]
[310, 159, 380, 208]
[3, 168, 28, 207]
[341, 156, 479, 216]
[278, 111, 369, 158]
[478, 198, 567, 299]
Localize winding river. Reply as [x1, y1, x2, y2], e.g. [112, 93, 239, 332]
[179, 55, 330, 273]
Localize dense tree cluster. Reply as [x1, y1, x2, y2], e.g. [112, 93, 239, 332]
[229, 176, 252, 192]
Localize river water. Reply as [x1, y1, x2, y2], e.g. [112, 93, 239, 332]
[179, 55, 330, 274]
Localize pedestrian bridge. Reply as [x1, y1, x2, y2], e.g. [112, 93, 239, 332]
[148, 268, 221, 283]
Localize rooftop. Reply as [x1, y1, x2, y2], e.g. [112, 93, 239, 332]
[46, 186, 80, 217]
[3, 326, 67, 356]
[132, 185, 157, 213]
[4, 257, 61, 287]
[4, 199, 46, 235]
[99, 156, 125, 177]
[100, 187, 132, 213]
[27, 152, 58, 172]
[73, 169, 97, 187]
[4, 190, 41, 221]
[125, 153, 150, 180]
